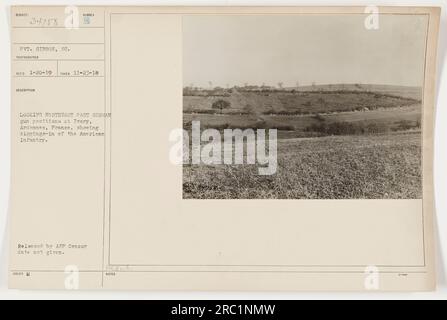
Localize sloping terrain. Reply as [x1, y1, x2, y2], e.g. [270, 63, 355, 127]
[183, 85, 422, 115]
[183, 132, 422, 199]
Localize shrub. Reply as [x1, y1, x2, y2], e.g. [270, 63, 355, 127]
[305, 121, 389, 136]
[211, 99, 231, 113]
[394, 120, 420, 131]
[303, 101, 312, 107]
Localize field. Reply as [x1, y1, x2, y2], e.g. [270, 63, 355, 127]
[183, 104, 421, 138]
[183, 85, 421, 115]
[183, 85, 422, 199]
[183, 132, 421, 199]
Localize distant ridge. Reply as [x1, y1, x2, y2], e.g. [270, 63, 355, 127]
[183, 84, 422, 115]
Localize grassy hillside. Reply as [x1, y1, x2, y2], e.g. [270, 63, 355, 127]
[184, 104, 421, 138]
[183, 131, 421, 199]
[183, 85, 421, 115]
[284, 84, 422, 100]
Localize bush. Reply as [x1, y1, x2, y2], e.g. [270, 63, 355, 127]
[394, 120, 420, 131]
[305, 121, 389, 136]
[303, 101, 312, 107]
[212, 99, 231, 113]
[274, 124, 295, 131]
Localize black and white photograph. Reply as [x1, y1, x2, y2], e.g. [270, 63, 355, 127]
[2, 3, 445, 298]
[182, 14, 427, 199]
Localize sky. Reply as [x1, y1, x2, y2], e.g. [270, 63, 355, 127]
[183, 14, 428, 88]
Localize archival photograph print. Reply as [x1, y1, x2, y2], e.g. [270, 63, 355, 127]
[182, 14, 427, 199]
